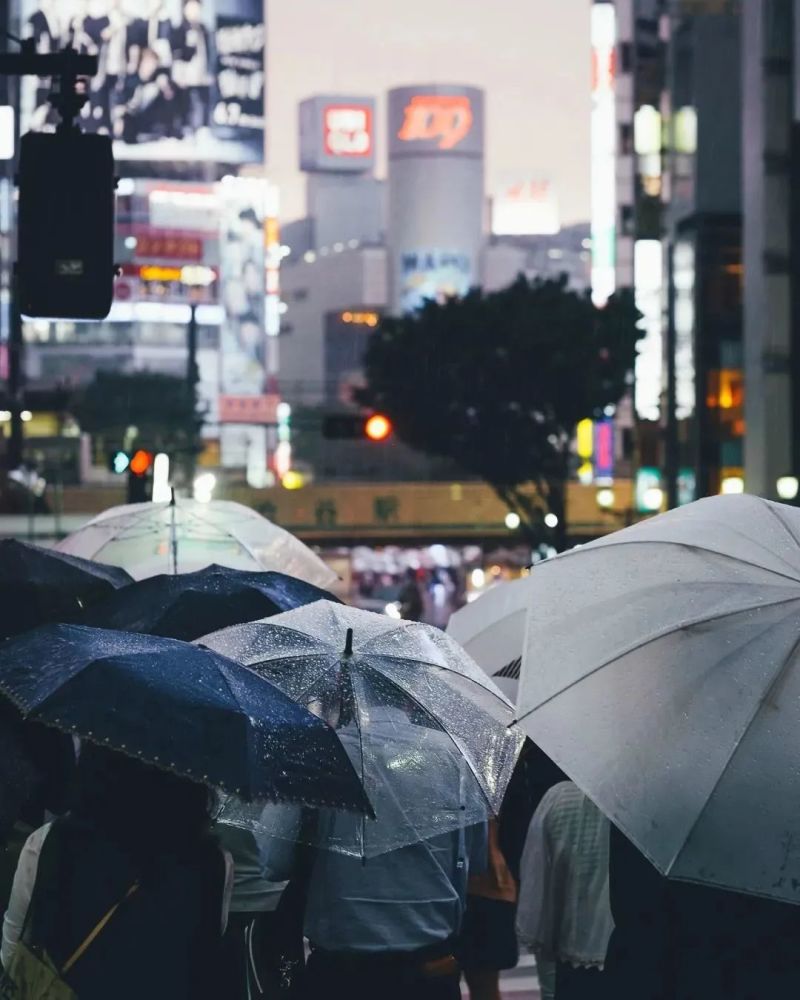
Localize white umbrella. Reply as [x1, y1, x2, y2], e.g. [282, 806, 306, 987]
[517, 493, 800, 904]
[447, 577, 531, 700]
[55, 498, 337, 588]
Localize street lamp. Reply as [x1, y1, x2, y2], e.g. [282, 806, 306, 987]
[596, 487, 615, 509]
[505, 511, 521, 530]
[720, 476, 744, 495]
[777, 476, 799, 501]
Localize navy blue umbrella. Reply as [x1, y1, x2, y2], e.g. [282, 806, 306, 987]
[0, 624, 371, 814]
[80, 565, 339, 641]
[0, 540, 133, 639]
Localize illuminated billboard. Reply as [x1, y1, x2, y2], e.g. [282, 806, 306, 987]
[590, 2, 616, 306]
[388, 86, 484, 158]
[299, 95, 375, 173]
[20, 0, 265, 164]
[399, 249, 472, 314]
[492, 177, 560, 236]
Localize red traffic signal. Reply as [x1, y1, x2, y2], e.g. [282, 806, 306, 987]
[129, 449, 154, 476]
[321, 413, 393, 441]
[364, 414, 392, 442]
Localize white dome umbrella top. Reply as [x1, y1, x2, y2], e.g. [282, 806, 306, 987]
[517, 493, 800, 905]
[55, 498, 337, 589]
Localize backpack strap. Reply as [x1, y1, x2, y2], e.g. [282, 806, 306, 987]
[61, 881, 139, 975]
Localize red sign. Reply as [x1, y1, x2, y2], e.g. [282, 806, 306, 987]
[219, 394, 280, 425]
[324, 104, 373, 157]
[397, 95, 473, 151]
[133, 233, 204, 261]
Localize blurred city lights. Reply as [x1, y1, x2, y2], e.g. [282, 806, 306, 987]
[151, 453, 171, 503]
[193, 472, 216, 503]
[365, 414, 392, 441]
[505, 512, 521, 530]
[720, 477, 744, 495]
[596, 487, 616, 509]
[777, 476, 799, 500]
[642, 487, 664, 512]
[544, 513, 559, 528]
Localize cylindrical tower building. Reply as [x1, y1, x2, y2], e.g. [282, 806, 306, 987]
[387, 84, 485, 314]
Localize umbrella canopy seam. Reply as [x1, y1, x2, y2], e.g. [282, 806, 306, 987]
[664, 628, 800, 877]
[550, 537, 800, 586]
[516, 593, 800, 726]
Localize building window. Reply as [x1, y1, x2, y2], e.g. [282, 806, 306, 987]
[620, 205, 635, 236]
[619, 41, 633, 73]
[292, 288, 309, 302]
[620, 123, 634, 155]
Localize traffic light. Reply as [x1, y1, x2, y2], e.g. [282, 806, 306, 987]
[126, 449, 154, 504]
[364, 414, 392, 442]
[17, 130, 115, 319]
[108, 451, 130, 475]
[322, 413, 393, 441]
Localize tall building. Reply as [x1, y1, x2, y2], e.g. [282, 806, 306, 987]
[600, 0, 743, 503]
[742, 0, 796, 499]
[386, 85, 485, 315]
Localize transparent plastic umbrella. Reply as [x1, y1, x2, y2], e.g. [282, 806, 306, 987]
[518, 493, 800, 904]
[200, 601, 523, 858]
[447, 576, 532, 701]
[55, 498, 336, 588]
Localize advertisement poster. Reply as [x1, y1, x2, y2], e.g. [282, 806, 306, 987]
[20, 0, 264, 164]
[218, 176, 265, 399]
[399, 249, 472, 314]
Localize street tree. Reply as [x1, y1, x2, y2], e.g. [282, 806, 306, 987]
[357, 275, 642, 547]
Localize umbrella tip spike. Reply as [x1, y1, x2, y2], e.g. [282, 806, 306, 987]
[344, 628, 354, 657]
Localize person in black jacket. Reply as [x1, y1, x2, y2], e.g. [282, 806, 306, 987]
[2, 744, 232, 1000]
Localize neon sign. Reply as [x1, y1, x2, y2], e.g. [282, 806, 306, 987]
[397, 95, 473, 150]
[324, 105, 373, 157]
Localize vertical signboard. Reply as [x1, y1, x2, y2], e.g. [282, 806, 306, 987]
[20, 0, 265, 165]
[634, 238, 663, 421]
[591, 3, 617, 306]
[218, 176, 265, 470]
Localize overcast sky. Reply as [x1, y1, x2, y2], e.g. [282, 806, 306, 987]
[268, 0, 591, 225]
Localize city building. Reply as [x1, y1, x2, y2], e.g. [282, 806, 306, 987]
[741, 0, 797, 500]
[7, 0, 274, 487]
[598, 0, 742, 505]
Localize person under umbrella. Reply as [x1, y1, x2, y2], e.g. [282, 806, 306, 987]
[200, 601, 523, 1000]
[0, 622, 371, 998]
[80, 565, 339, 641]
[516, 494, 800, 997]
[0, 539, 132, 640]
[2, 743, 232, 1000]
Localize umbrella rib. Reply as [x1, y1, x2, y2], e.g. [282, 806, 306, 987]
[762, 499, 800, 550]
[515, 593, 800, 726]
[551, 539, 800, 587]
[373, 651, 513, 708]
[345, 666, 369, 861]
[665, 624, 800, 877]
[356, 658, 497, 812]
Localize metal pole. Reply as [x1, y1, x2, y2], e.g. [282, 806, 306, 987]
[7, 274, 23, 470]
[664, 241, 679, 509]
[2, 67, 22, 471]
[186, 301, 198, 489]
